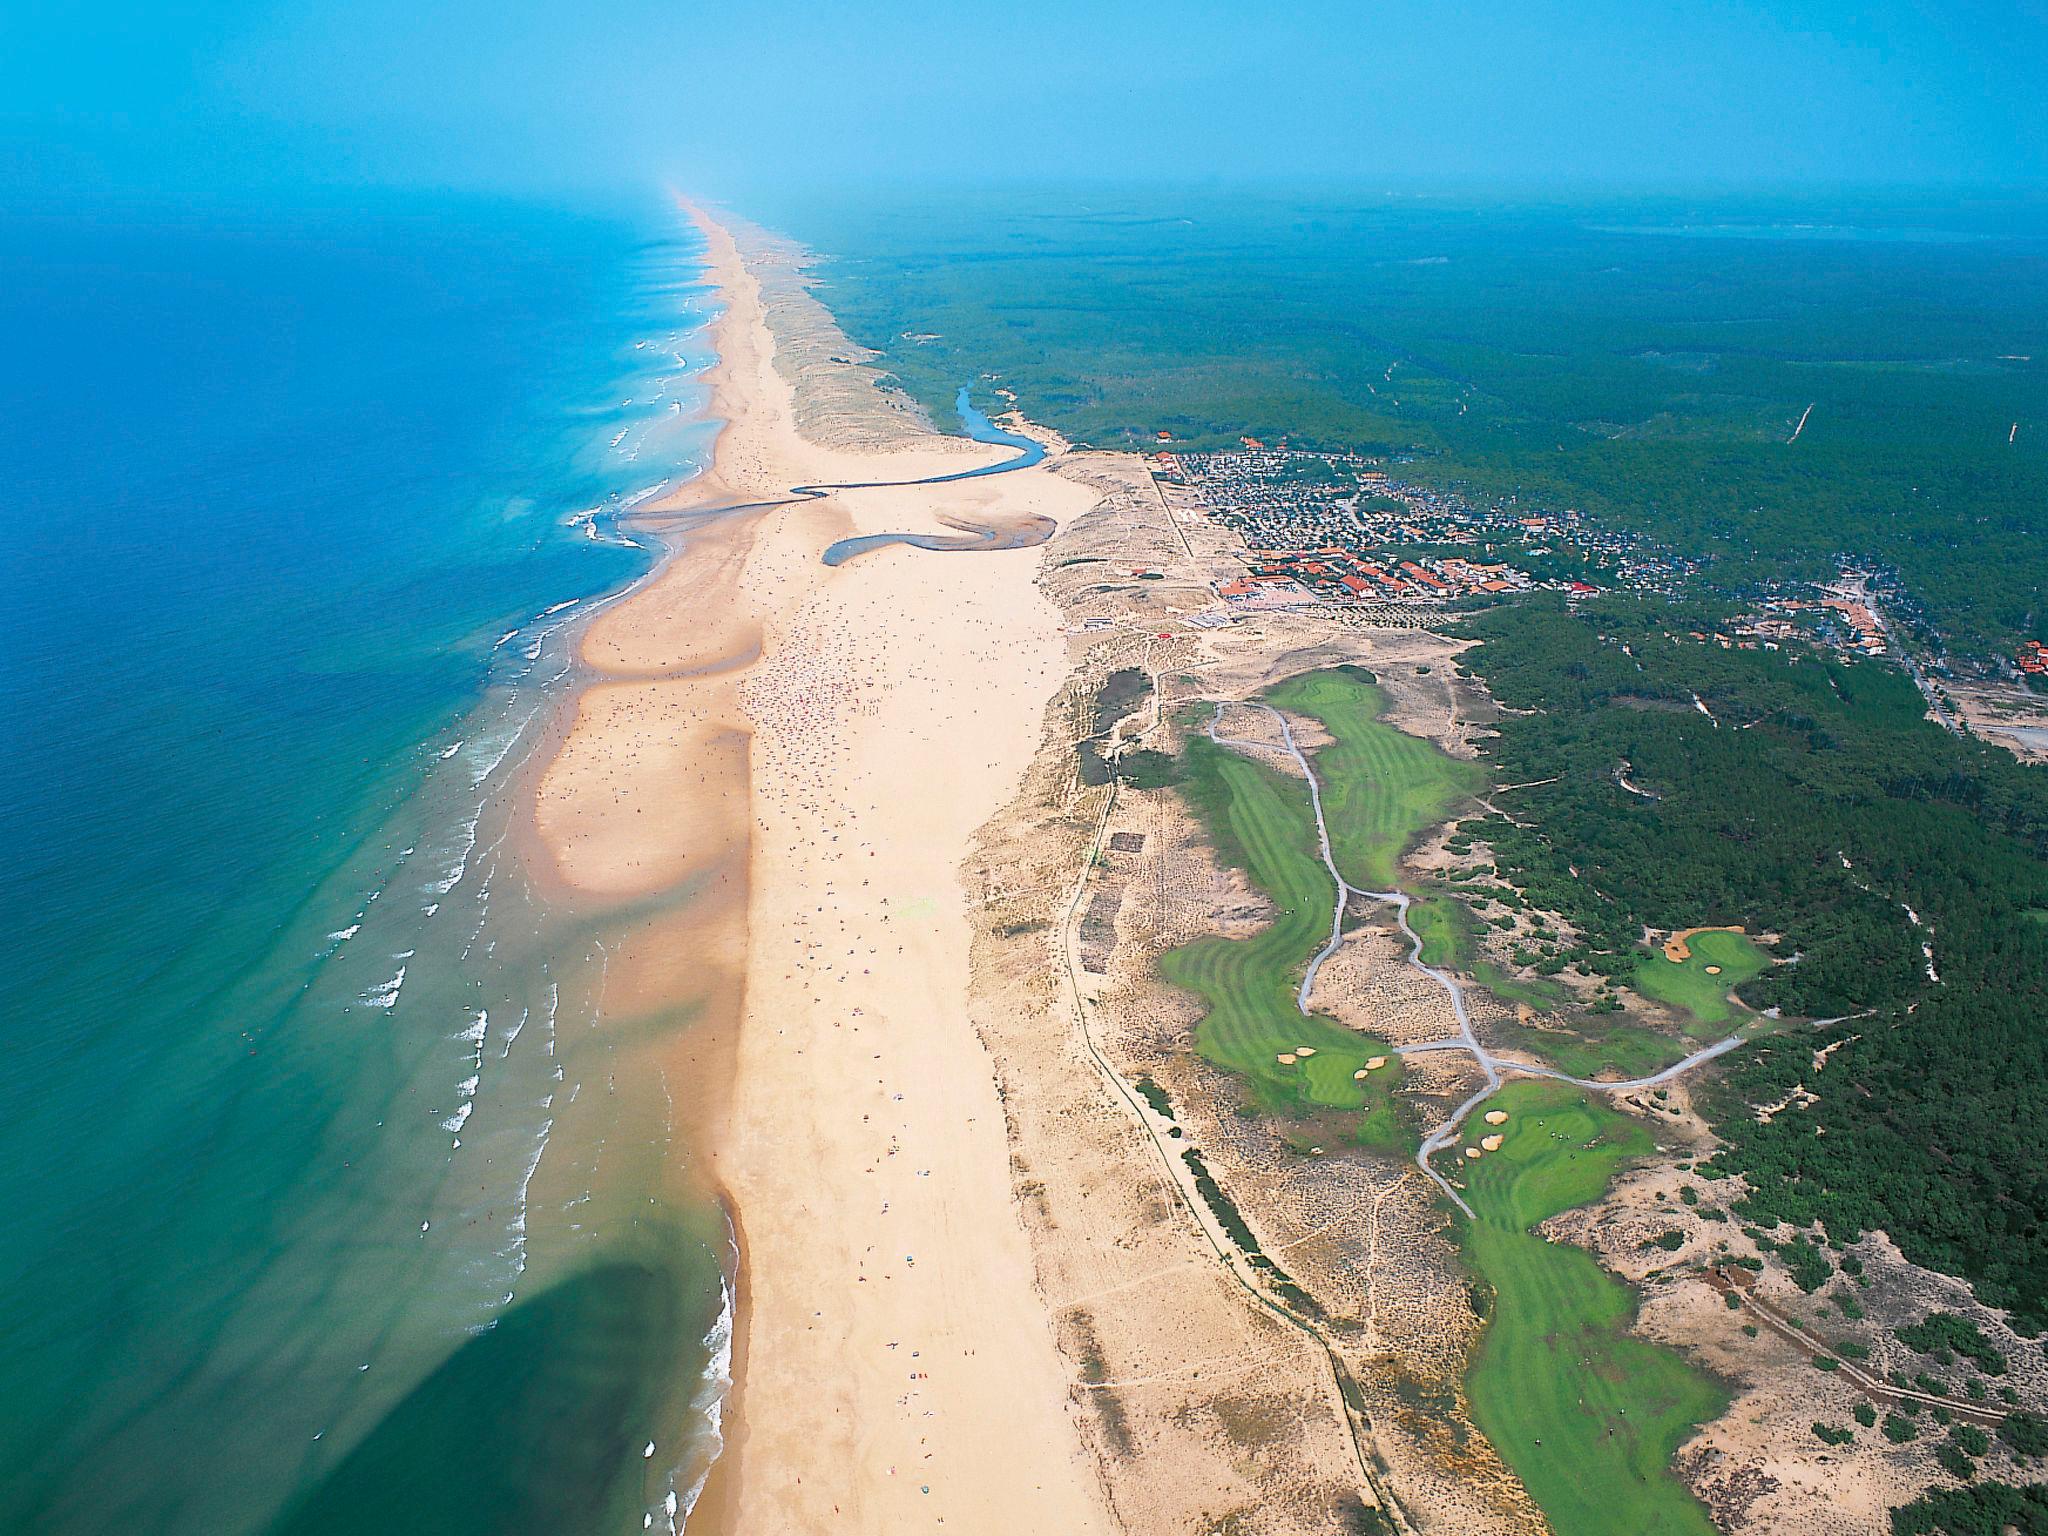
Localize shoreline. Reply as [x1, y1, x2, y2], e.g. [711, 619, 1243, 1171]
[526, 202, 1113, 1532]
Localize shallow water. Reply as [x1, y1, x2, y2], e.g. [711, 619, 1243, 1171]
[0, 197, 731, 1535]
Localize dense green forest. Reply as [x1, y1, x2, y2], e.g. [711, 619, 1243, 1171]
[1890, 1480, 2048, 1535]
[773, 189, 2048, 651]
[1449, 595, 2048, 1329]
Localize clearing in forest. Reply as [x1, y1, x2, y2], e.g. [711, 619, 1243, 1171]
[1633, 928, 1768, 1030]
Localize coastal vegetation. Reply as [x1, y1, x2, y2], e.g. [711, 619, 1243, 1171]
[1890, 1481, 2048, 1536]
[1452, 594, 2048, 1329]
[796, 191, 2048, 653]
[1458, 1080, 1725, 1536]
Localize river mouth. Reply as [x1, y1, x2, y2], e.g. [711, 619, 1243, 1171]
[819, 384, 1052, 565]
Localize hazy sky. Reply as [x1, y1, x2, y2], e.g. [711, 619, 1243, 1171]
[6, 0, 2046, 203]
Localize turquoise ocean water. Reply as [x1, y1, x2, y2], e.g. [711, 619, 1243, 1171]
[0, 197, 732, 1534]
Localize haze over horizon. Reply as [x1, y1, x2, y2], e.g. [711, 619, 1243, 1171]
[7, 0, 2047, 208]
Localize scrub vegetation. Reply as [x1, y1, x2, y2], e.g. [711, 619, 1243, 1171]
[1452, 594, 2048, 1332]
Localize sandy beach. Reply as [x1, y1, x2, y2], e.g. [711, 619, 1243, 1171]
[531, 206, 1110, 1532]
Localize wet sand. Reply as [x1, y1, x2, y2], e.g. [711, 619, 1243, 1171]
[530, 205, 1110, 1533]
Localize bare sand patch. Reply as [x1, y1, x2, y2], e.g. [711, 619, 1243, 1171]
[1664, 924, 1746, 963]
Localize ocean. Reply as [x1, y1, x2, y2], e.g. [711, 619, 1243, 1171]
[0, 194, 731, 1534]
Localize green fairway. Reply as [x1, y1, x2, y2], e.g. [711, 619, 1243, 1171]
[1633, 929, 1768, 1030]
[1172, 670, 1722, 1528]
[1268, 667, 1483, 891]
[1163, 733, 1400, 1134]
[1488, 1014, 1690, 1082]
[1458, 1080, 1726, 1536]
[1162, 669, 1481, 1136]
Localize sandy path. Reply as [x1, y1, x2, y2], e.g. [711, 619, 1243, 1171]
[532, 207, 1111, 1533]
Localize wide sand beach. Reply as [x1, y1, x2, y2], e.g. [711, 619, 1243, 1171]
[531, 205, 1110, 1532]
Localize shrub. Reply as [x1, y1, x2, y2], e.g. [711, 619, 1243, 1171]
[1934, 1442, 1976, 1480]
[2000, 1411, 2048, 1459]
[1899, 1313, 2008, 1377]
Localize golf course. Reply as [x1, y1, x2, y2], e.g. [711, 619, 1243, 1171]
[1270, 666, 1482, 892]
[1167, 667, 1731, 1536]
[1634, 928, 1768, 1031]
[1458, 1079, 1726, 1536]
[1163, 668, 1480, 1139]
[1164, 730, 1403, 1135]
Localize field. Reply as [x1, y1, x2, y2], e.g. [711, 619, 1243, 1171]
[1633, 929, 1768, 1031]
[1266, 667, 1483, 891]
[1162, 669, 1481, 1140]
[1459, 1080, 1727, 1536]
[1163, 733, 1401, 1140]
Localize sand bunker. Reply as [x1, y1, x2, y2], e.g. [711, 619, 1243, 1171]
[1663, 924, 1746, 963]
[1484, 1109, 1508, 1126]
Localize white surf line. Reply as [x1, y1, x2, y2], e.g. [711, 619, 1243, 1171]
[1207, 701, 1741, 1218]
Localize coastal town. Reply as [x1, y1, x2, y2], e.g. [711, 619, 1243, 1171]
[1141, 446, 2048, 712]
[1147, 445, 1689, 610]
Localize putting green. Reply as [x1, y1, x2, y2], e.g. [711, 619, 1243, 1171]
[1633, 928, 1767, 1030]
[1459, 1080, 1725, 1536]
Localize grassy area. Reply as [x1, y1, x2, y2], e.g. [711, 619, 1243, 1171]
[1407, 893, 1470, 970]
[1163, 733, 1401, 1137]
[1162, 668, 1480, 1139]
[1490, 1015, 1691, 1082]
[1471, 958, 1569, 1011]
[1174, 670, 1722, 1525]
[1633, 929, 1769, 1031]
[1459, 1080, 1727, 1536]
[1269, 667, 1483, 891]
